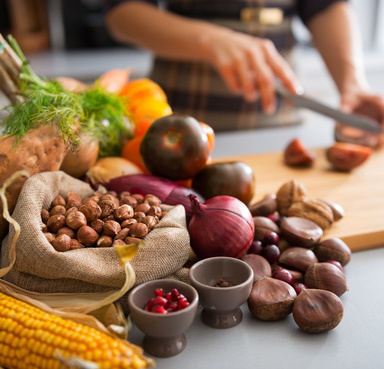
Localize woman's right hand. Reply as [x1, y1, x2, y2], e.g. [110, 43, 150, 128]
[200, 27, 303, 113]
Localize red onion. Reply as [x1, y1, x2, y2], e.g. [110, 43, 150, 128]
[188, 194, 254, 259]
[99, 174, 204, 222]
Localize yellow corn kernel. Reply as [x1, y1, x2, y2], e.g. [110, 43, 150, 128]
[0, 292, 154, 369]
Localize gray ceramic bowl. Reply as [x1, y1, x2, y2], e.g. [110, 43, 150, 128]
[189, 256, 254, 329]
[128, 279, 199, 358]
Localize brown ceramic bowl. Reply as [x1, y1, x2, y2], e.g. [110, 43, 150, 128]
[128, 279, 199, 358]
[189, 256, 254, 329]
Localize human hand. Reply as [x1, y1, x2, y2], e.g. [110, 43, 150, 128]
[201, 27, 303, 113]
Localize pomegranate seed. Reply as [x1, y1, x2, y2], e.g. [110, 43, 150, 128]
[261, 244, 280, 263]
[263, 231, 280, 246]
[151, 296, 167, 306]
[248, 240, 263, 254]
[326, 260, 343, 272]
[272, 268, 293, 285]
[165, 292, 173, 302]
[177, 298, 190, 310]
[166, 301, 179, 312]
[171, 288, 179, 300]
[292, 283, 307, 295]
[151, 305, 168, 314]
[154, 288, 165, 297]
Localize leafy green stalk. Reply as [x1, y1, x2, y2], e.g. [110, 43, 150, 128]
[0, 35, 132, 156]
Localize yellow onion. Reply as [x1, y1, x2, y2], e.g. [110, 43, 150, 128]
[188, 194, 254, 259]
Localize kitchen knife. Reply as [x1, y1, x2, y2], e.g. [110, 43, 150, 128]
[275, 84, 383, 134]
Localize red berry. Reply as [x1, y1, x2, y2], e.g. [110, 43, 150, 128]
[261, 244, 280, 263]
[272, 268, 293, 285]
[292, 283, 307, 295]
[248, 240, 263, 254]
[266, 214, 280, 223]
[263, 231, 280, 246]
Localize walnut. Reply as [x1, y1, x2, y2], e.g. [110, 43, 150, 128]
[287, 198, 334, 230]
[79, 200, 102, 222]
[77, 226, 99, 246]
[47, 214, 66, 233]
[52, 234, 71, 252]
[103, 220, 121, 236]
[129, 222, 148, 238]
[66, 211, 87, 230]
[276, 180, 308, 216]
[114, 204, 134, 221]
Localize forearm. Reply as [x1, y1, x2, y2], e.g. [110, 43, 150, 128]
[105, 1, 222, 62]
[307, 2, 369, 94]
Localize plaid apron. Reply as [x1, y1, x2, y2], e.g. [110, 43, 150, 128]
[149, 0, 301, 131]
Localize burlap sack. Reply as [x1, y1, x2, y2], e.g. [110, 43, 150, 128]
[0, 171, 191, 295]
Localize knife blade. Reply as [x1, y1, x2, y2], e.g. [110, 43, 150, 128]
[275, 84, 383, 134]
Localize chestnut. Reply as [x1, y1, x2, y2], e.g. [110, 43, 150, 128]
[293, 289, 344, 333]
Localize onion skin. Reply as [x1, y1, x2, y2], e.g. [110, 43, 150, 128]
[188, 194, 254, 259]
[101, 174, 204, 222]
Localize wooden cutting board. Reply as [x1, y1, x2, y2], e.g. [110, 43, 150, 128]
[216, 147, 384, 252]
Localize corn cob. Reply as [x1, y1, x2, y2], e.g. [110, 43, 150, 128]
[0, 292, 155, 369]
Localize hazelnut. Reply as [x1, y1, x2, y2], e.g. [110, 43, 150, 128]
[142, 215, 158, 230]
[70, 239, 84, 250]
[292, 289, 344, 333]
[65, 206, 78, 217]
[47, 214, 66, 233]
[96, 235, 113, 248]
[144, 194, 161, 206]
[135, 202, 151, 214]
[100, 194, 119, 207]
[41, 225, 48, 233]
[66, 192, 82, 210]
[57, 227, 76, 239]
[50, 205, 66, 216]
[90, 219, 104, 234]
[313, 237, 351, 266]
[114, 204, 134, 221]
[79, 200, 102, 222]
[43, 232, 55, 244]
[41, 209, 50, 224]
[77, 226, 99, 246]
[247, 277, 297, 321]
[304, 262, 348, 297]
[103, 220, 121, 236]
[121, 218, 137, 229]
[51, 195, 66, 207]
[115, 228, 130, 240]
[276, 180, 308, 216]
[147, 205, 162, 218]
[119, 191, 131, 199]
[106, 190, 118, 198]
[279, 247, 318, 272]
[52, 234, 71, 252]
[124, 236, 142, 245]
[66, 211, 87, 230]
[133, 211, 146, 223]
[113, 239, 126, 247]
[120, 195, 138, 208]
[99, 199, 118, 218]
[129, 222, 148, 238]
[131, 193, 144, 204]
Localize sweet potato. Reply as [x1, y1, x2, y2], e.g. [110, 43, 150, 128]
[0, 125, 68, 241]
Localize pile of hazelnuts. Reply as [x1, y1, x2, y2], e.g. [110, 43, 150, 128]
[41, 191, 166, 252]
